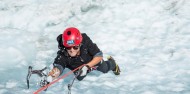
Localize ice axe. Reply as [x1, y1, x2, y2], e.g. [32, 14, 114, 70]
[26, 66, 47, 89]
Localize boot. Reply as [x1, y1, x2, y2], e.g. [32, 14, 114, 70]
[107, 56, 121, 75]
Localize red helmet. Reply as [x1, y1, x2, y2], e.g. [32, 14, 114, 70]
[62, 27, 83, 47]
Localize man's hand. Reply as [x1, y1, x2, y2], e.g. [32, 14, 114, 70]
[39, 67, 60, 87]
[48, 67, 60, 80]
[79, 65, 91, 76]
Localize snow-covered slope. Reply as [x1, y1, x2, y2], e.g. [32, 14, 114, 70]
[0, 0, 190, 94]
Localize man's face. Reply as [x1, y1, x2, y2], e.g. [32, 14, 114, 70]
[66, 45, 80, 57]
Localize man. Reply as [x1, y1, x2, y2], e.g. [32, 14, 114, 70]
[47, 27, 120, 82]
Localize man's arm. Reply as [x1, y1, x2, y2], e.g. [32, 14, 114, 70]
[48, 49, 67, 81]
[87, 56, 103, 67]
[82, 34, 103, 67]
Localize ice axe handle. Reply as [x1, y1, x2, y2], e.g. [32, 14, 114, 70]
[27, 66, 32, 89]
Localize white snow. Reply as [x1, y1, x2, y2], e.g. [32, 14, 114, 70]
[0, 0, 190, 94]
[5, 80, 18, 88]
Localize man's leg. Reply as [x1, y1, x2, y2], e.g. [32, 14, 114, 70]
[108, 56, 121, 75]
[96, 56, 120, 75]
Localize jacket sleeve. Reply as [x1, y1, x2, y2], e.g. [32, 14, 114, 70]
[53, 50, 67, 75]
[82, 33, 103, 57]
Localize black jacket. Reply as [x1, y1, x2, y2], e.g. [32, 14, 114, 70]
[53, 33, 102, 72]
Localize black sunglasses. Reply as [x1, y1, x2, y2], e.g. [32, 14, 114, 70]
[65, 45, 80, 50]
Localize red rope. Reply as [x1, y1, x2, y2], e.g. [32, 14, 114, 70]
[33, 64, 85, 94]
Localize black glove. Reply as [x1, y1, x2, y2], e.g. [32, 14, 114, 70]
[40, 76, 53, 87]
[76, 65, 92, 81]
